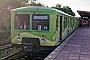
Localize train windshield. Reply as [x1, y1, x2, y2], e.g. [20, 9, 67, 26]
[32, 14, 49, 30]
[14, 14, 30, 30]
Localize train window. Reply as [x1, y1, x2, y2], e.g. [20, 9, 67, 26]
[14, 14, 30, 30]
[64, 17, 66, 28]
[66, 17, 67, 27]
[56, 15, 58, 30]
[70, 18, 73, 27]
[32, 14, 49, 30]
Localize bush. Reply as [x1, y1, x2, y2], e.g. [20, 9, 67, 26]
[0, 30, 10, 39]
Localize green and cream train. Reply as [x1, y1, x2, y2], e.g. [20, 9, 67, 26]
[11, 6, 80, 52]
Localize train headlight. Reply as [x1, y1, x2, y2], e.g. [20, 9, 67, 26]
[42, 34, 45, 37]
[17, 37, 21, 42]
[17, 33, 21, 42]
[41, 34, 46, 43]
[41, 38, 46, 43]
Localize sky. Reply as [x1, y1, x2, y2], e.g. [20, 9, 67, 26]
[39, 0, 90, 17]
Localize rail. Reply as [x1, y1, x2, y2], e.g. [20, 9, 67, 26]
[0, 37, 22, 59]
[0, 44, 21, 59]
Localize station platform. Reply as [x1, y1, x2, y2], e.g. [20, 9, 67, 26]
[45, 26, 90, 60]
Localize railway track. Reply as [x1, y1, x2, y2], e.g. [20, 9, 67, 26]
[0, 38, 50, 60]
[0, 37, 21, 60]
[0, 43, 21, 60]
[7, 51, 48, 60]
[0, 37, 11, 51]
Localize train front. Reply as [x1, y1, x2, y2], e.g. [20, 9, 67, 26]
[11, 6, 57, 53]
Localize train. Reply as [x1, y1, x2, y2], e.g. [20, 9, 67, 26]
[11, 6, 80, 53]
[78, 17, 88, 26]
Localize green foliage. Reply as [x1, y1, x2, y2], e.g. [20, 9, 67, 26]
[52, 4, 75, 16]
[26, 0, 42, 6]
[56, 4, 61, 8]
[0, 0, 23, 31]
[0, 31, 10, 39]
[18, 0, 29, 6]
[62, 6, 75, 16]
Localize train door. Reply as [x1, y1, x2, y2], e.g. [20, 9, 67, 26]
[60, 16, 62, 40]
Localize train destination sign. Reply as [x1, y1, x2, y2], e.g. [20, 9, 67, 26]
[34, 16, 48, 19]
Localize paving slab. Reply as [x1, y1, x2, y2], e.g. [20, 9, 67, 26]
[45, 26, 90, 60]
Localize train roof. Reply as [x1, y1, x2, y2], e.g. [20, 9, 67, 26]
[11, 6, 73, 17]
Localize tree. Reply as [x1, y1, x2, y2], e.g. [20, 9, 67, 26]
[26, 0, 42, 6]
[0, 0, 22, 31]
[51, 5, 75, 16]
[62, 6, 75, 16]
[56, 4, 61, 8]
[18, 0, 29, 6]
